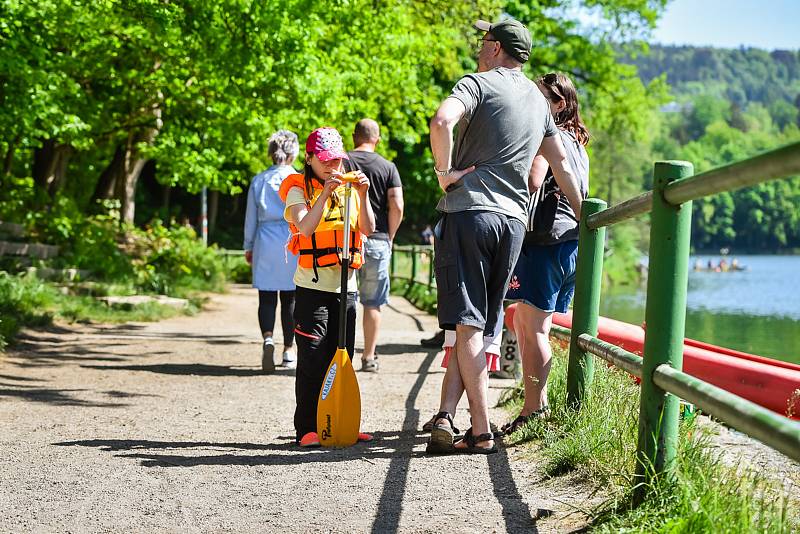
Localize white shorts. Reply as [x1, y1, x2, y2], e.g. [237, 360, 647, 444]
[440, 310, 503, 372]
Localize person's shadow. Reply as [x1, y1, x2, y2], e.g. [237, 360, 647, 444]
[56, 348, 542, 533]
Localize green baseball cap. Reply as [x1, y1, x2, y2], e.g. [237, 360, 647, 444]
[474, 18, 532, 63]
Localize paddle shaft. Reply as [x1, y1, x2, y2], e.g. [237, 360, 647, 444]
[338, 183, 352, 350]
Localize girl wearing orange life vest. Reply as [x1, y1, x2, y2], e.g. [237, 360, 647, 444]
[279, 127, 375, 447]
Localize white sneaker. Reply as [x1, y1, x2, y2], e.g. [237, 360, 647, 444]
[282, 349, 297, 370]
[262, 338, 275, 374]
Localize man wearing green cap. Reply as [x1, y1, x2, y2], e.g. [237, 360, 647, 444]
[426, 18, 583, 455]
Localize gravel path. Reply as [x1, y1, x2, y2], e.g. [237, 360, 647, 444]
[0, 285, 595, 533]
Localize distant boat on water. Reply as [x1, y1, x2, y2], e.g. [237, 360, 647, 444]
[693, 258, 748, 272]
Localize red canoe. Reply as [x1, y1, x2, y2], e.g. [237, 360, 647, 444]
[505, 304, 800, 419]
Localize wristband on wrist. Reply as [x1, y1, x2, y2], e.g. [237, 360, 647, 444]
[434, 166, 452, 177]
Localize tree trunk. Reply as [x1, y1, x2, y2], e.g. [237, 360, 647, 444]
[93, 145, 126, 202]
[32, 139, 72, 196]
[209, 189, 219, 236]
[115, 96, 163, 224]
[230, 192, 241, 216]
[3, 134, 21, 177]
[115, 132, 148, 225]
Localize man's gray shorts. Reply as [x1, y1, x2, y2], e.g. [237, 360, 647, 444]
[434, 210, 525, 335]
[358, 237, 391, 308]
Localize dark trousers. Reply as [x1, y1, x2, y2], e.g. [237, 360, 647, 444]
[258, 290, 295, 345]
[293, 286, 356, 440]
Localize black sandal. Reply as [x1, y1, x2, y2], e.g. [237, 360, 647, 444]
[499, 406, 551, 436]
[499, 414, 529, 436]
[426, 411, 458, 454]
[454, 428, 497, 455]
[422, 411, 460, 434]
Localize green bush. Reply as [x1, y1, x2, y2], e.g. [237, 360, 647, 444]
[66, 212, 134, 281]
[125, 220, 226, 296]
[499, 342, 640, 482]
[0, 271, 198, 350]
[0, 273, 54, 349]
[16, 197, 227, 296]
[227, 254, 252, 284]
[0, 202, 231, 350]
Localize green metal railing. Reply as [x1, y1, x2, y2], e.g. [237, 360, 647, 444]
[563, 140, 800, 502]
[390, 244, 435, 287]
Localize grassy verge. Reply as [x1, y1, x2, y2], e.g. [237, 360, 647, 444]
[0, 213, 254, 350]
[0, 272, 202, 351]
[390, 278, 437, 315]
[499, 341, 799, 532]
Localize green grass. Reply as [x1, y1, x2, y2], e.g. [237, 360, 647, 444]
[390, 278, 437, 315]
[498, 341, 640, 482]
[499, 342, 799, 533]
[0, 272, 200, 350]
[391, 248, 435, 287]
[0, 272, 53, 350]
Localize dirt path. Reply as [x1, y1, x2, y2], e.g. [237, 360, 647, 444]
[0, 285, 594, 533]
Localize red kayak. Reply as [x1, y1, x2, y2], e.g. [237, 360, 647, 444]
[505, 304, 800, 419]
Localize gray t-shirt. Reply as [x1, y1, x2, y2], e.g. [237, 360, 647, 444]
[436, 67, 558, 223]
[527, 130, 589, 245]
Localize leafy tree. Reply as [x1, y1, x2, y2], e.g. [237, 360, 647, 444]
[2, 0, 506, 225]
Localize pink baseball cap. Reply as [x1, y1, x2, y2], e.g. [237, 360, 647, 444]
[305, 127, 349, 162]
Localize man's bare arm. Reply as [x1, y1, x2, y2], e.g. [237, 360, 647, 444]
[429, 98, 474, 191]
[539, 135, 583, 220]
[387, 187, 404, 242]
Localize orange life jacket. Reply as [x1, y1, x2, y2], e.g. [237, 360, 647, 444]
[278, 173, 363, 280]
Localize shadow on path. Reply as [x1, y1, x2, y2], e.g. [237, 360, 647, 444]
[8, 334, 167, 370]
[55, 431, 431, 468]
[80, 363, 294, 377]
[0, 386, 128, 407]
[370, 349, 437, 534]
[79, 328, 253, 344]
[365, 346, 539, 534]
[385, 303, 427, 332]
[372, 343, 442, 357]
[487, 442, 541, 533]
[0, 374, 41, 382]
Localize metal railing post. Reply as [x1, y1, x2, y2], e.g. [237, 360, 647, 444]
[390, 243, 396, 279]
[410, 245, 418, 284]
[634, 161, 693, 504]
[566, 198, 607, 407]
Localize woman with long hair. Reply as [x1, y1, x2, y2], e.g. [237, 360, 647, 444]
[502, 72, 590, 434]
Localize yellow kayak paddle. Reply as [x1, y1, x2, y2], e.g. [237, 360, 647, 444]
[317, 179, 362, 447]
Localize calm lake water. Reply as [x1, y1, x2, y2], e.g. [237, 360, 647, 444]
[599, 255, 800, 365]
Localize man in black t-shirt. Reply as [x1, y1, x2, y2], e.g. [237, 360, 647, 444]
[344, 119, 404, 372]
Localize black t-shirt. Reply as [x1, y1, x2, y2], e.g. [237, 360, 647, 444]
[344, 150, 402, 240]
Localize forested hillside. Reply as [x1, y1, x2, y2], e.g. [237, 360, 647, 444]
[628, 45, 800, 252]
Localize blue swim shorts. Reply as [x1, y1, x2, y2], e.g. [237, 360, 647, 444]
[505, 240, 578, 313]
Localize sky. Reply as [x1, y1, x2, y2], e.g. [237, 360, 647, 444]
[652, 0, 800, 50]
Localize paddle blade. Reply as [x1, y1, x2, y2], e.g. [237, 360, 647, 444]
[317, 347, 361, 447]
